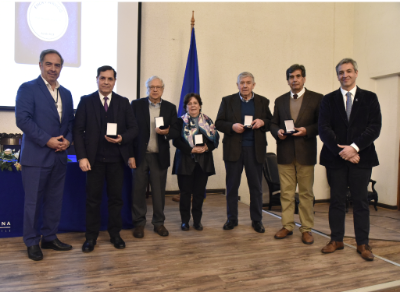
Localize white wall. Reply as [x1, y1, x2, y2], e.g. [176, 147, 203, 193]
[2, 2, 399, 206]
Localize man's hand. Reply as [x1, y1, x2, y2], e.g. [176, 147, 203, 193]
[338, 144, 358, 160]
[79, 158, 91, 172]
[105, 135, 122, 144]
[292, 127, 307, 137]
[156, 126, 170, 135]
[348, 154, 360, 164]
[232, 123, 245, 134]
[47, 136, 63, 150]
[277, 129, 287, 140]
[128, 157, 136, 169]
[251, 119, 264, 130]
[191, 146, 207, 154]
[55, 137, 70, 152]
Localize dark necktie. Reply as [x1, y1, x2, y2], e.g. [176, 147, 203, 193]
[346, 92, 352, 120]
[104, 96, 109, 112]
[293, 94, 298, 99]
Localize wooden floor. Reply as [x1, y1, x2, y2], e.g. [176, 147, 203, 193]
[1, 194, 400, 292]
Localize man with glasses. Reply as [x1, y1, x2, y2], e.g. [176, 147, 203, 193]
[130, 76, 178, 238]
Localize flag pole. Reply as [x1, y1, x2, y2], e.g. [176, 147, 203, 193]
[191, 11, 195, 32]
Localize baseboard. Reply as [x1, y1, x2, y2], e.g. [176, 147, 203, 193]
[164, 189, 225, 196]
[315, 199, 330, 204]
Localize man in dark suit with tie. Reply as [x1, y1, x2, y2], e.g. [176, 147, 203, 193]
[319, 58, 381, 261]
[16, 49, 74, 261]
[215, 72, 272, 233]
[73, 65, 138, 252]
[270, 64, 323, 244]
[130, 76, 178, 238]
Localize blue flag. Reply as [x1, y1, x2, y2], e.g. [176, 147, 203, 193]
[178, 28, 200, 117]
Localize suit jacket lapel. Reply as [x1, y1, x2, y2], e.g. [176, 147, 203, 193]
[283, 93, 292, 121]
[334, 88, 349, 126]
[111, 92, 119, 124]
[349, 86, 361, 126]
[296, 89, 311, 125]
[254, 94, 262, 119]
[37, 77, 59, 122]
[231, 93, 241, 122]
[143, 97, 150, 131]
[90, 92, 102, 128]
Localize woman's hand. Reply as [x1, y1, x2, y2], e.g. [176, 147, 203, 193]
[191, 145, 207, 154]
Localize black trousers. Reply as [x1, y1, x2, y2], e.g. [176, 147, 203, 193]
[224, 146, 263, 222]
[177, 163, 209, 224]
[85, 160, 124, 240]
[326, 165, 372, 245]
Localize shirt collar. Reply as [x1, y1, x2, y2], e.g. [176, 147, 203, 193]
[99, 91, 113, 101]
[239, 92, 254, 103]
[41, 75, 60, 90]
[148, 97, 162, 107]
[291, 87, 306, 99]
[340, 86, 357, 97]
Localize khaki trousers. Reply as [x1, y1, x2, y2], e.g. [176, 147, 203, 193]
[278, 159, 315, 232]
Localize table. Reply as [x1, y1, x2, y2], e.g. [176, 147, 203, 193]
[0, 156, 134, 238]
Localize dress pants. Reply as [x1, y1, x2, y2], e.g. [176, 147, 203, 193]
[85, 160, 124, 240]
[177, 163, 209, 224]
[326, 165, 372, 245]
[278, 159, 315, 232]
[224, 146, 263, 222]
[132, 153, 167, 228]
[21, 159, 67, 247]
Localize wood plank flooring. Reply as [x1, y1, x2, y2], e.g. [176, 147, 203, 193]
[1, 194, 400, 292]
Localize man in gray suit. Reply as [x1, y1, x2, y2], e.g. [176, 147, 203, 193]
[270, 64, 323, 244]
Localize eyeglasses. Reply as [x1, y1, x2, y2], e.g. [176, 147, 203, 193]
[149, 86, 163, 90]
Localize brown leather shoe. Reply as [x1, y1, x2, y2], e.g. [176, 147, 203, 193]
[357, 244, 375, 261]
[321, 240, 344, 253]
[172, 195, 180, 202]
[274, 228, 293, 239]
[133, 226, 144, 238]
[154, 225, 169, 237]
[302, 232, 314, 245]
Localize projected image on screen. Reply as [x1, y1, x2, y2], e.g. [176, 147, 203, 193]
[0, 1, 138, 109]
[15, 2, 81, 67]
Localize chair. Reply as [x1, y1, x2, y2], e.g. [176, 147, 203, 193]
[345, 179, 378, 212]
[262, 152, 300, 213]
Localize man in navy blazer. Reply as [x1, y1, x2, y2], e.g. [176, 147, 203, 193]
[319, 58, 381, 261]
[130, 76, 178, 238]
[73, 66, 138, 252]
[16, 49, 74, 261]
[215, 72, 272, 233]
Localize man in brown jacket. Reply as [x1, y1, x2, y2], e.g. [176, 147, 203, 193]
[270, 64, 323, 244]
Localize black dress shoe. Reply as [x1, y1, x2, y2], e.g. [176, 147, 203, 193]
[181, 223, 190, 231]
[194, 223, 203, 231]
[154, 225, 169, 236]
[82, 239, 96, 253]
[252, 221, 265, 233]
[223, 220, 238, 230]
[41, 238, 72, 251]
[27, 245, 43, 261]
[110, 237, 126, 249]
[133, 226, 144, 238]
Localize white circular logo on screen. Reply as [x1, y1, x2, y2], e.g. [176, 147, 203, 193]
[27, 1, 69, 42]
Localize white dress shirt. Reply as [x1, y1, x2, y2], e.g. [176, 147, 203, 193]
[340, 86, 359, 152]
[41, 76, 62, 122]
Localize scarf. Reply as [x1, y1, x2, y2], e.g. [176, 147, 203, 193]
[181, 113, 219, 148]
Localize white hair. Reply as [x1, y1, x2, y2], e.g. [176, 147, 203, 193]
[146, 76, 164, 95]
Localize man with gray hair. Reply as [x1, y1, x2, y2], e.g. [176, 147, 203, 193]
[319, 58, 381, 261]
[130, 76, 178, 238]
[216, 72, 272, 233]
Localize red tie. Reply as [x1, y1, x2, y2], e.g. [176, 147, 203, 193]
[293, 94, 298, 99]
[104, 97, 109, 112]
